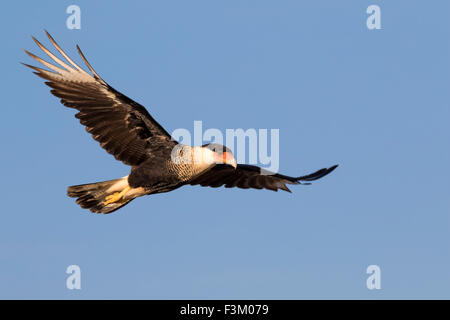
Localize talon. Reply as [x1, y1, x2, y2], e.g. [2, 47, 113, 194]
[103, 192, 120, 205]
[105, 193, 119, 201]
[103, 186, 130, 205]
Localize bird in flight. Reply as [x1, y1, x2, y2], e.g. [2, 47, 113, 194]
[23, 31, 338, 214]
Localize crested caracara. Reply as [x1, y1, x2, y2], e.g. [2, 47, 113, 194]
[23, 31, 338, 214]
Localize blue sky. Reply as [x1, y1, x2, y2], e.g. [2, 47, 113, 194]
[0, 0, 449, 299]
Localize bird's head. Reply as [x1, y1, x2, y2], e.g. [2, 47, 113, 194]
[201, 143, 237, 169]
[173, 144, 237, 169]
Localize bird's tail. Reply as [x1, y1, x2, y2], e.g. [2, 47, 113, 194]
[67, 176, 137, 214]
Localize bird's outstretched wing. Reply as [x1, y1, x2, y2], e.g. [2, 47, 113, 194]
[23, 31, 176, 166]
[189, 164, 338, 192]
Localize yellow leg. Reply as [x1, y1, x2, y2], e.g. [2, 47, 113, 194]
[103, 186, 131, 205]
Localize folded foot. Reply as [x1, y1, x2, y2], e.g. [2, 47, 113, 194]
[103, 186, 130, 205]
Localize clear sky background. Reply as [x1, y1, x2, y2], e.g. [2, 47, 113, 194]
[0, 0, 449, 299]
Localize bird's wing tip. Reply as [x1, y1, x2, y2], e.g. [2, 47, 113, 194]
[295, 163, 339, 182]
[328, 164, 339, 172]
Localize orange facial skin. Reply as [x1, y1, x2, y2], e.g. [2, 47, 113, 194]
[215, 151, 235, 166]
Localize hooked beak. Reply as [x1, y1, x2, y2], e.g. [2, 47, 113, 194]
[218, 152, 237, 169]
